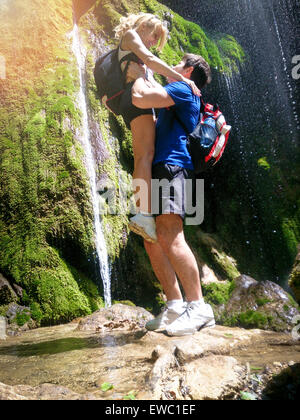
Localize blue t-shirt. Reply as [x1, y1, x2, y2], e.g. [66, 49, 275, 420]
[153, 81, 201, 170]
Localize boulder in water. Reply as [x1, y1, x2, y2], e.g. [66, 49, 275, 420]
[76, 303, 153, 332]
[220, 275, 299, 332]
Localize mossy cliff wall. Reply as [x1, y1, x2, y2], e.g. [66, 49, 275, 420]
[0, 0, 104, 324]
[0, 0, 247, 324]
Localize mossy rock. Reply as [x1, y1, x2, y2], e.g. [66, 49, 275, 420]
[218, 275, 299, 332]
[202, 281, 232, 306]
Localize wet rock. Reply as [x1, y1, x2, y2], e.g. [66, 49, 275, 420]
[0, 274, 17, 305]
[77, 303, 153, 332]
[184, 355, 245, 400]
[0, 320, 299, 400]
[200, 264, 220, 285]
[141, 326, 295, 400]
[262, 363, 300, 400]
[221, 275, 299, 332]
[4, 303, 35, 335]
[12, 284, 23, 299]
[0, 382, 84, 400]
[5, 303, 30, 322]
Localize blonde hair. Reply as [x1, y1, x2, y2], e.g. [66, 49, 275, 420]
[114, 13, 168, 52]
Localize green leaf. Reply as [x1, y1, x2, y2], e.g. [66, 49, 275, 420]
[123, 391, 136, 400]
[250, 366, 263, 371]
[101, 382, 114, 392]
[240, 391, 258, 401]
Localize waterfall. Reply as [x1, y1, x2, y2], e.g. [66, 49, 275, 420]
[270, 1, 299, 133]
[71, 23, 112, 307]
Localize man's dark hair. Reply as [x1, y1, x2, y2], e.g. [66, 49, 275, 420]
[183, 54, 212, 89]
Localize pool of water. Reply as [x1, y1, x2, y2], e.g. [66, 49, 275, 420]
[0, 323, 151, 399]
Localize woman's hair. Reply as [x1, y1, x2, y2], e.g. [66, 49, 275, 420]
[183, 54, 212, 89]
[114, 13, 168, 52]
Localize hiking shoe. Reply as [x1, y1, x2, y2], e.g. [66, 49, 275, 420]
[129, 214, 157, 243]
[145, 305, 186, 331]
[166, 303, 215, 336]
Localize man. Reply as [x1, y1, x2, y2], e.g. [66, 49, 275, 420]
[129, 54, 215, 336]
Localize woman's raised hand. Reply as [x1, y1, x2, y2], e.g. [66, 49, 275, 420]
[182, 77, 201, 97]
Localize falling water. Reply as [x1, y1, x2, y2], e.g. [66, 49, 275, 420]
[270, 2, 299, 131]
[71, 24, 111, 307]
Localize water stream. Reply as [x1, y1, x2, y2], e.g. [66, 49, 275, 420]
[71, 24, 111, 307]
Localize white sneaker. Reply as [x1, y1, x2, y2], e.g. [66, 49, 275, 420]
[129, 213, 157, 243]
[145, 304, 186, 331]
[166, 303, 215, 336]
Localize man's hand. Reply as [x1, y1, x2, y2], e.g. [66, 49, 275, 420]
[127, 62, 147, 81]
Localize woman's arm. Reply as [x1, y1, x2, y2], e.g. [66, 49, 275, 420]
[122, 30, 200, 96]
[122, 30, 183, 80]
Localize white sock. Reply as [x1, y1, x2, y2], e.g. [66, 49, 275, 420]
[167, 299, 184, 312]
[140, 211, 153, 217]
[187, 298, 205, 308]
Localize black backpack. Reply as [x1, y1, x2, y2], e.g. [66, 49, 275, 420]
[172, 97, 231, 174]
[94, 48, 130, 116]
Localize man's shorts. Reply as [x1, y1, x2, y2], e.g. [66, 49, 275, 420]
[151, 162, 196, 221]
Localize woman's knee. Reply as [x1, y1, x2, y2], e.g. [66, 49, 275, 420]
[135, 150, 155, 165]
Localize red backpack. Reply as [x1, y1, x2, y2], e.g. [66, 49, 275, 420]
[172, 98, 232, 174]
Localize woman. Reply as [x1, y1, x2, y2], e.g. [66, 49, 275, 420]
[114, 13, 199, 243]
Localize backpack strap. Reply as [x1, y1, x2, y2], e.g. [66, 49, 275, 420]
[170, 106, 190, 135]
[170, 96, 203, 136]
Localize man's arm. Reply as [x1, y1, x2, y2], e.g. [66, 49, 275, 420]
[132, 76, 175, 109]
[128, 61, 176, 110]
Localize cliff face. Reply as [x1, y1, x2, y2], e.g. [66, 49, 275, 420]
[0, 0, 104, 323]
[161, 0, 300, 285]
[6, 0, 295, 325]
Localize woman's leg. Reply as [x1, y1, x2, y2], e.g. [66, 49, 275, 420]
[130, 114, 156, 213]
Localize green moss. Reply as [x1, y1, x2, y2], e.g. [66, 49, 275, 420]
[185, 228, 240, 281]
[256, 298, 272, 307]
[239, 310, 273, 329]
[0, 305, 9, 317]
[288, 292, 299, 308]
[13, 309, 31, 327]
[258, 157, 271, 171]
[92, 0, 244, 73]
[0, 0, 103, 325]
[29, 302, 44, 324]
[202, 282, 232, 305]
[112, 300, 136, 307]
[222, 310, 274, 330]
